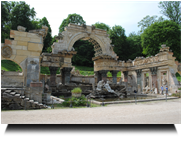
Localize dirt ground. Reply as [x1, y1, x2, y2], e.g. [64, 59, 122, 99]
[1, 99, 181, 124]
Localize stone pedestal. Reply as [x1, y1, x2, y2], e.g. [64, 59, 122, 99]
[61, 67, 72, 85]
[123, 71, 128, 82]
[99, 70, 108, 82]
[95, 71, 101, 83]
[111, 70, 118, 84]
[135, 69, 142, 92]
[150, 67, 158, 94]
[49, 66, 58, 87]
[29, 82, 43, 103]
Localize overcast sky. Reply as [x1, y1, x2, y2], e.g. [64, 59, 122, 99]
[26, 0, 167, 36]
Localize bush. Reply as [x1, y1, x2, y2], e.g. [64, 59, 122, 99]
[71, 87, 82, 94]
[61, 95, 88, 107]
[172, 93, 181, 98]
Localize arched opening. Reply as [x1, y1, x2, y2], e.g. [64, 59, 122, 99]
[71, 37, 103, 76]
[1, 60, 23, 72]
[1, 60, 24, 87]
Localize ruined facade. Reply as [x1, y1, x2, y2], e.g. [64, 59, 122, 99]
[1, 24, 181, 97]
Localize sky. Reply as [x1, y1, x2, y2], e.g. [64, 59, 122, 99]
[24, 0, 166, 36]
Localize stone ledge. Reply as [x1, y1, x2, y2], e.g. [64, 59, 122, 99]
[30, 82, 42, 87]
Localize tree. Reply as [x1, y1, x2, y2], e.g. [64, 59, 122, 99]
[138, 15, 165, 33]
[127, 32, 144, 60]
[93, 22, 110, 32]
[159, 1, 181, 25]
[59, 13, 86, 32]
[39, 17, 52, 52]
[72, 40, 94, 67]
[108, 25, 128, 61]
[10, 1, 36, 31]
[1, 1, 11, 42]
[141, 20, 181, 61]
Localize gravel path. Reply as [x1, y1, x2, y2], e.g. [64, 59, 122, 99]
[1, 99, 181, 124]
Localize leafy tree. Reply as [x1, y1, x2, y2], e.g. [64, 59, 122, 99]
[138, 15, 165, 33]
[72, 40, 94, 67]
[141, 20, 181, 61]
[1, 1, 11, 42]
[159, 1, 181, 25]
[127, 32, 144, 60]
[39, 17, 52, 52]
[108, 25, 128, 61]
[93, 22, 110, 32]
[59, 13, 86, 32]
[10, 1, 36, 31]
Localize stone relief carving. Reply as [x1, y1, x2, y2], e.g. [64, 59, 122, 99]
[150, 67, 158, 75]
[55, 32, 64, 40]
[1, 46, 12, 58]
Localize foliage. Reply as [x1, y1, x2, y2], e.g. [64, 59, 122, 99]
[158, 1, 181, 25]
[138, 15, 165, 33]
[40, 67, 60, 74]
[1, 60, 22, 72]
[93, 22, 110, 32]
[71, 87, 82, 94]
[126, 32, 144, 59]
[176, 72, 181, 82]
[109, 25, 131, 61]
[171, 92, 181, 98]
[141, 20, 181, 61]
[59, 13, 86, 32]
[61, 95, 88, 107]
[72, 40, 95, 67]
[10, 1, 36, 32]
[38, 17, 53, 53]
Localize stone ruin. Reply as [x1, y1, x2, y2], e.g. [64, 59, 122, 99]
[1, 24, 181, 110]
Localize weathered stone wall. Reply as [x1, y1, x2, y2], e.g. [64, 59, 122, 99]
[1, 71, 24, 87]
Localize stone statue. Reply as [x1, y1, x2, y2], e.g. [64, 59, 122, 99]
[145, 77, 149, 87]
[104, 81, 115, 93]
[96, 80, 105, 91]
[162, 77, 167, 85]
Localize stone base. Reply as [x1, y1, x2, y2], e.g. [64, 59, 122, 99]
[30, 82, 42, 87]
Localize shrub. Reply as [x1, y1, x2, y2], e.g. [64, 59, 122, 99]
[71, 87, 82, 94]
[61, 95, 88, 107]
[172, 93, 181, 98]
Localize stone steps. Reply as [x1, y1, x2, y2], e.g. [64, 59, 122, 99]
[2, 88, 48, 110]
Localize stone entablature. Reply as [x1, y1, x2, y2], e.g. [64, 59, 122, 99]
[41, 50, 77, 68]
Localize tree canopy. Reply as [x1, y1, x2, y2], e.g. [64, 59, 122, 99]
[59, 13, 86, 32]
[93, 22, 110, 32]
[159, 1, 181, 25]
[141, 20, 181, 61]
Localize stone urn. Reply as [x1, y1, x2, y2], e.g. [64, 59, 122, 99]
[71, 87, 82, 98]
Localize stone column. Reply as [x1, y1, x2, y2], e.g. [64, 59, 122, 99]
[135, 69, 142, 92]
[99, 70, 108, 82]
[150, 67, 158, 93]
[95, 71, 102, 83]
[26, 57, 40, 87]
[111, 70, 118, 84]
[49, 66, 58, 87]
[61, 67, 72, 85]
[123, 71, 128, 82]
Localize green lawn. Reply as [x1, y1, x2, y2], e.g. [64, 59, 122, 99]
[1, 60, 180, 80]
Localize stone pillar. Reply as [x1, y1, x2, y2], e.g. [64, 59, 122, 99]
[30, 82, 43, 103]
[111, 70, 118, 84]
[49, 66, 58, 87]
[26, 57, 40, 87]
[135, 69, 142, 92]
[150, 67, 158, 93]
[99, 70, 108, 82]
[61, 67, 72, 85]
[123, 71, 128, 82]
[95, 71, 102, 83]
